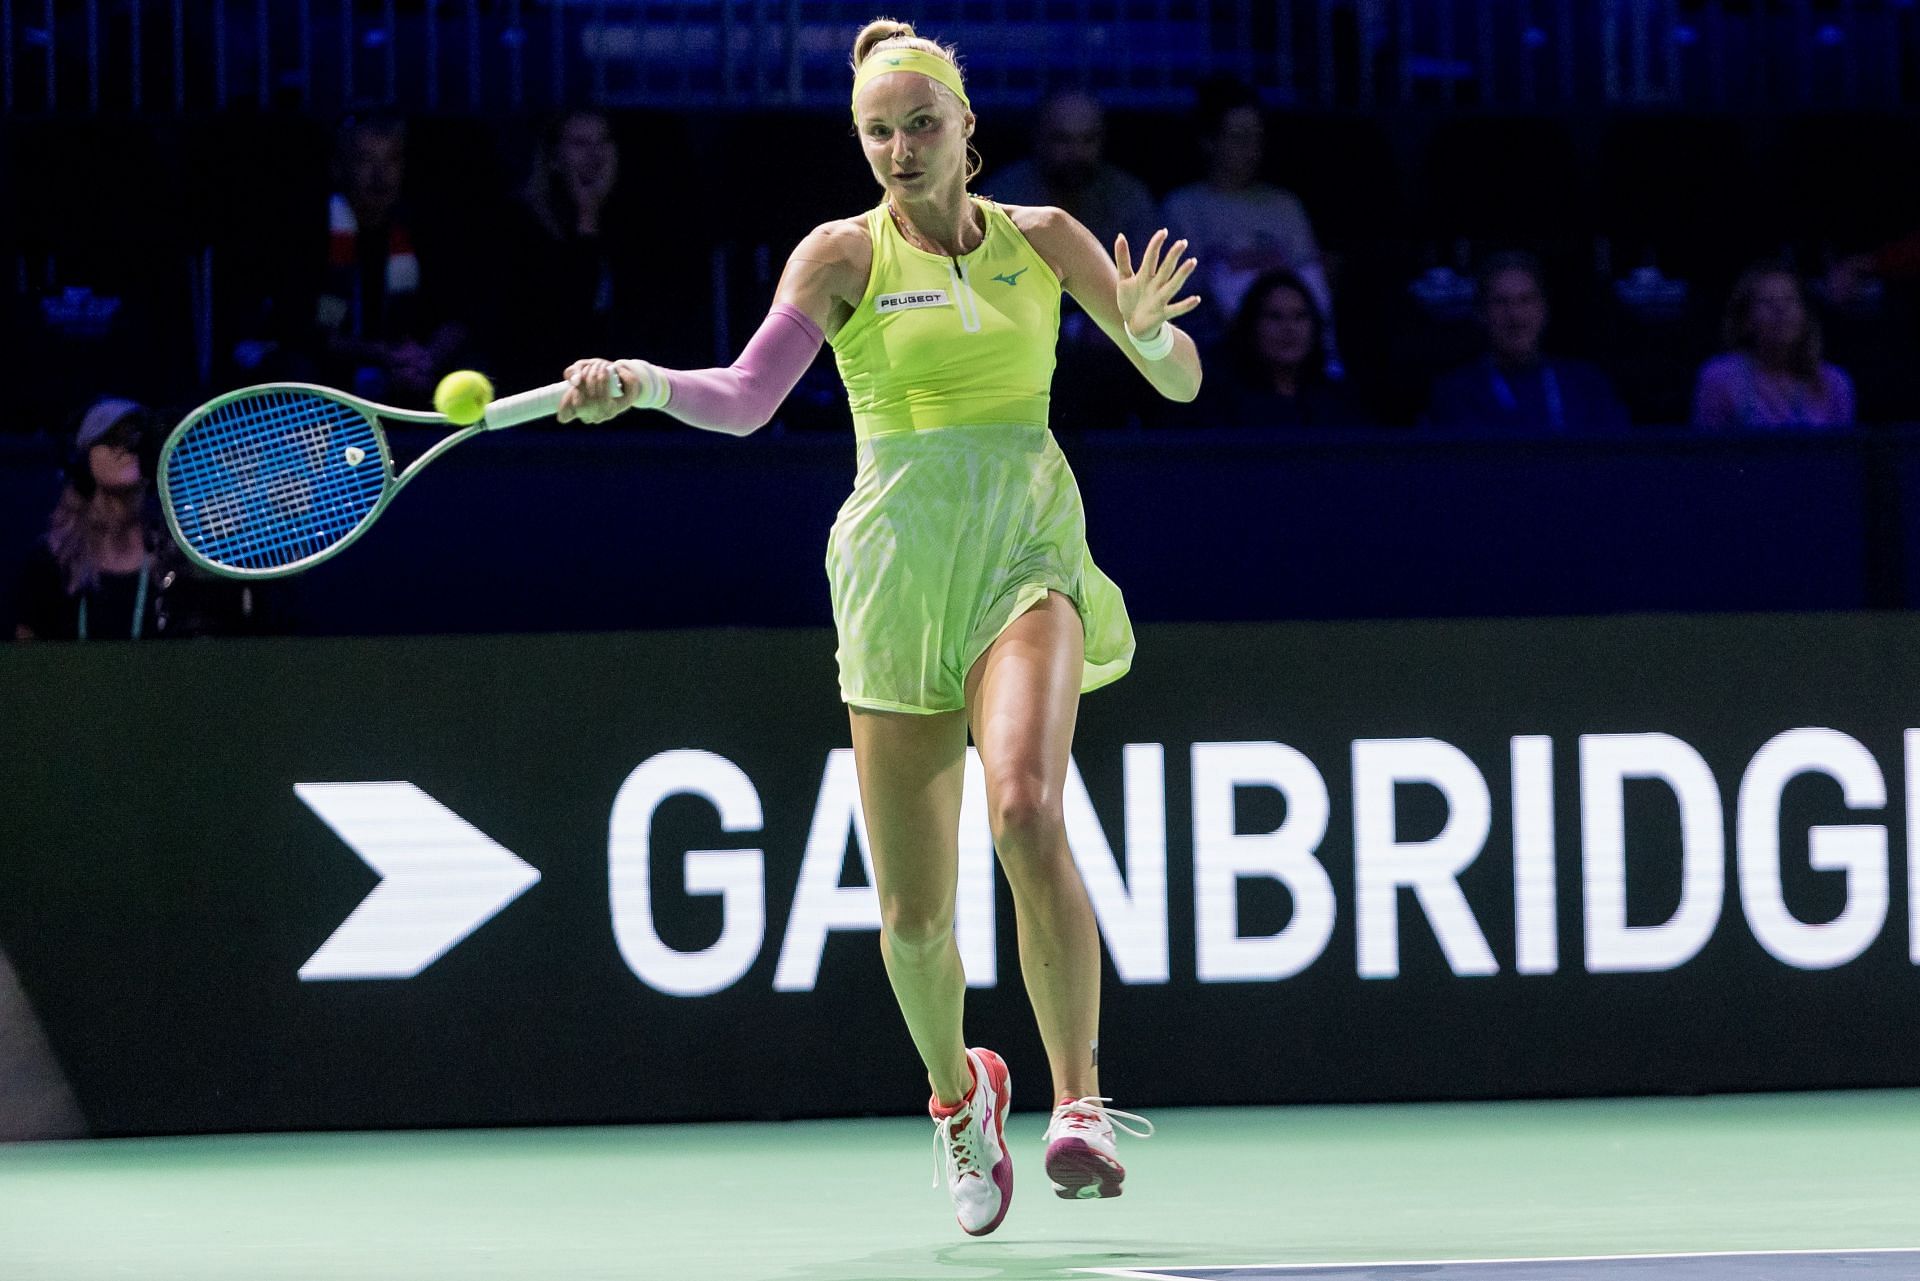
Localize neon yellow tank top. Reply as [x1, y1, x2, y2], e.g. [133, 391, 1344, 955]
[829, 198, 1061, 441]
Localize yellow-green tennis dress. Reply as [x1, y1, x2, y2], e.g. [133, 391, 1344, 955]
[824, 197, 1134, 714]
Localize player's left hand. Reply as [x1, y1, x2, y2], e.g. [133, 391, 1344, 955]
[1113, 229, 1201, 343]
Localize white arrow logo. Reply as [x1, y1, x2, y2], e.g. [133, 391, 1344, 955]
[295, 782, 541, 981]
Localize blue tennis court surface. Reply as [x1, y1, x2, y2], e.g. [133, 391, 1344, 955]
[1084, 1252, 1920, 1280]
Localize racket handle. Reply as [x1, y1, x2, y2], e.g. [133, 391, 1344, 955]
[483, 372, 624, 430]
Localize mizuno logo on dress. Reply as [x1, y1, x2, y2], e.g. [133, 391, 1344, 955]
[875, 289, 952, 313]
[992, 268, 1028, 286]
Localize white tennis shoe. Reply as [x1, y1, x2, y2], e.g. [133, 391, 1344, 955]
[929, 1047, 1014, 1236]
[1042, 1096, 1154, 1200]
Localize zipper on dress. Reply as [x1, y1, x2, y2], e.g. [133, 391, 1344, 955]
[948, 258, 983, 334]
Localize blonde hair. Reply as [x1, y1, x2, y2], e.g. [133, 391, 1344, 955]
[848, 18, 981, 183]
[850, 18, 958, 71]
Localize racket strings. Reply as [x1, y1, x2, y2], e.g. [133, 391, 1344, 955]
[164, 391, 387, 572]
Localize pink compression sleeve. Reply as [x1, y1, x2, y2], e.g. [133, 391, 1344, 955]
[659, 302, 825, 436]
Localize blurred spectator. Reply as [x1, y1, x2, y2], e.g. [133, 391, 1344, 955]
[988, 91, 1155, 253]
[1172, 269, 1364, 428]
[1694, 264, 1854, 430]
[319, 116, 467, 400]
[1827, 229, 1920, 301]
[487, 111, 706, 391]
[1160, 77, 1329, 346]
[12, 399, 260, 641]
[234, 116, 468, 402]
[990, 93, 1162, 431]
[1428, 253, 1629, 434]
[1820, 227, 1920, 423]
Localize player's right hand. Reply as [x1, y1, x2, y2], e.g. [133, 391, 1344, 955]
[559, 357, 639, 424]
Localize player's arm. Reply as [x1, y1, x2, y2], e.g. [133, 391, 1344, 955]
[559, 221, 871, 431]
[1020, 206, 1203, 403]
[772, 218, 871, 335]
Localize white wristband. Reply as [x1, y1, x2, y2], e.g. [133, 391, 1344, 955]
[619, 360, 670, 410]
[1124, 320, 1176, 361]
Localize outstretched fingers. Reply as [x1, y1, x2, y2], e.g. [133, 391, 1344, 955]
[1159, 254, 1199, 299]
[1152, 238, 1190, 290]
[1133, 228, 1169, 281]
[1163, 292, 1204, 319]
[1116, 228, 1203, 337]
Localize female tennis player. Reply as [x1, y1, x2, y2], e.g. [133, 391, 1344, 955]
[558, 17, 1202, 1236]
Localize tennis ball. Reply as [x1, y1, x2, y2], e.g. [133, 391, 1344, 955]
[433, 370, 494, 426]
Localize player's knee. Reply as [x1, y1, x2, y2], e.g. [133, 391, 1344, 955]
[881, 896, 956, 951]
[990, 779, 1063, 856]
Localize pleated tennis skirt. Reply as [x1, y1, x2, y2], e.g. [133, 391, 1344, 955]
[825, 422, 1135, 715]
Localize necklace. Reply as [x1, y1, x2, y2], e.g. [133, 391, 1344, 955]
[888, 198, 983, 258]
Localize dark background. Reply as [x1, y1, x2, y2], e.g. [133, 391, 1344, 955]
[8, 104, 1920, 431]
[0, 425, 1901, 638]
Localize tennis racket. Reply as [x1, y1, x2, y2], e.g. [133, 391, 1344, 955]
[158, 374, 618, 579]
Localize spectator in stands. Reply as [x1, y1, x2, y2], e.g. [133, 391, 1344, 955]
[1160, 77, 1329, 345]
[12, 399, 259, 641]
[13, 400, 163, 642]
[320, 115, 468, 400]
[1172, 268, 1362, 428]
[988, 91, 1155, 253]
[488, 111, 702, 391]
[991, 93, 1162, 430]
[1427, 253, 1629, 434]
[235, 116, 467, 401]
[1694, 263, 1854, 430]
[1827, 230, 1920, 301]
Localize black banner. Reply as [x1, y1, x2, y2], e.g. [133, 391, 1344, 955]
[4, 614, 1919, 1135]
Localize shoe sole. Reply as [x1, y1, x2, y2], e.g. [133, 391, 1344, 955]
[961, 1050, 1015, 1237]
[1044, 1137, 1125, 1200]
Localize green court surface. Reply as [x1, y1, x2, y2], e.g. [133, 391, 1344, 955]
[1, 1090, 1915, 1281]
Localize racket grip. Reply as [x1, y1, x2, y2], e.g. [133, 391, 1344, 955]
[483, 372, 624, 430]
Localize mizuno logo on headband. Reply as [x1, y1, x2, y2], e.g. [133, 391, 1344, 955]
[851, 46, 970, 117]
